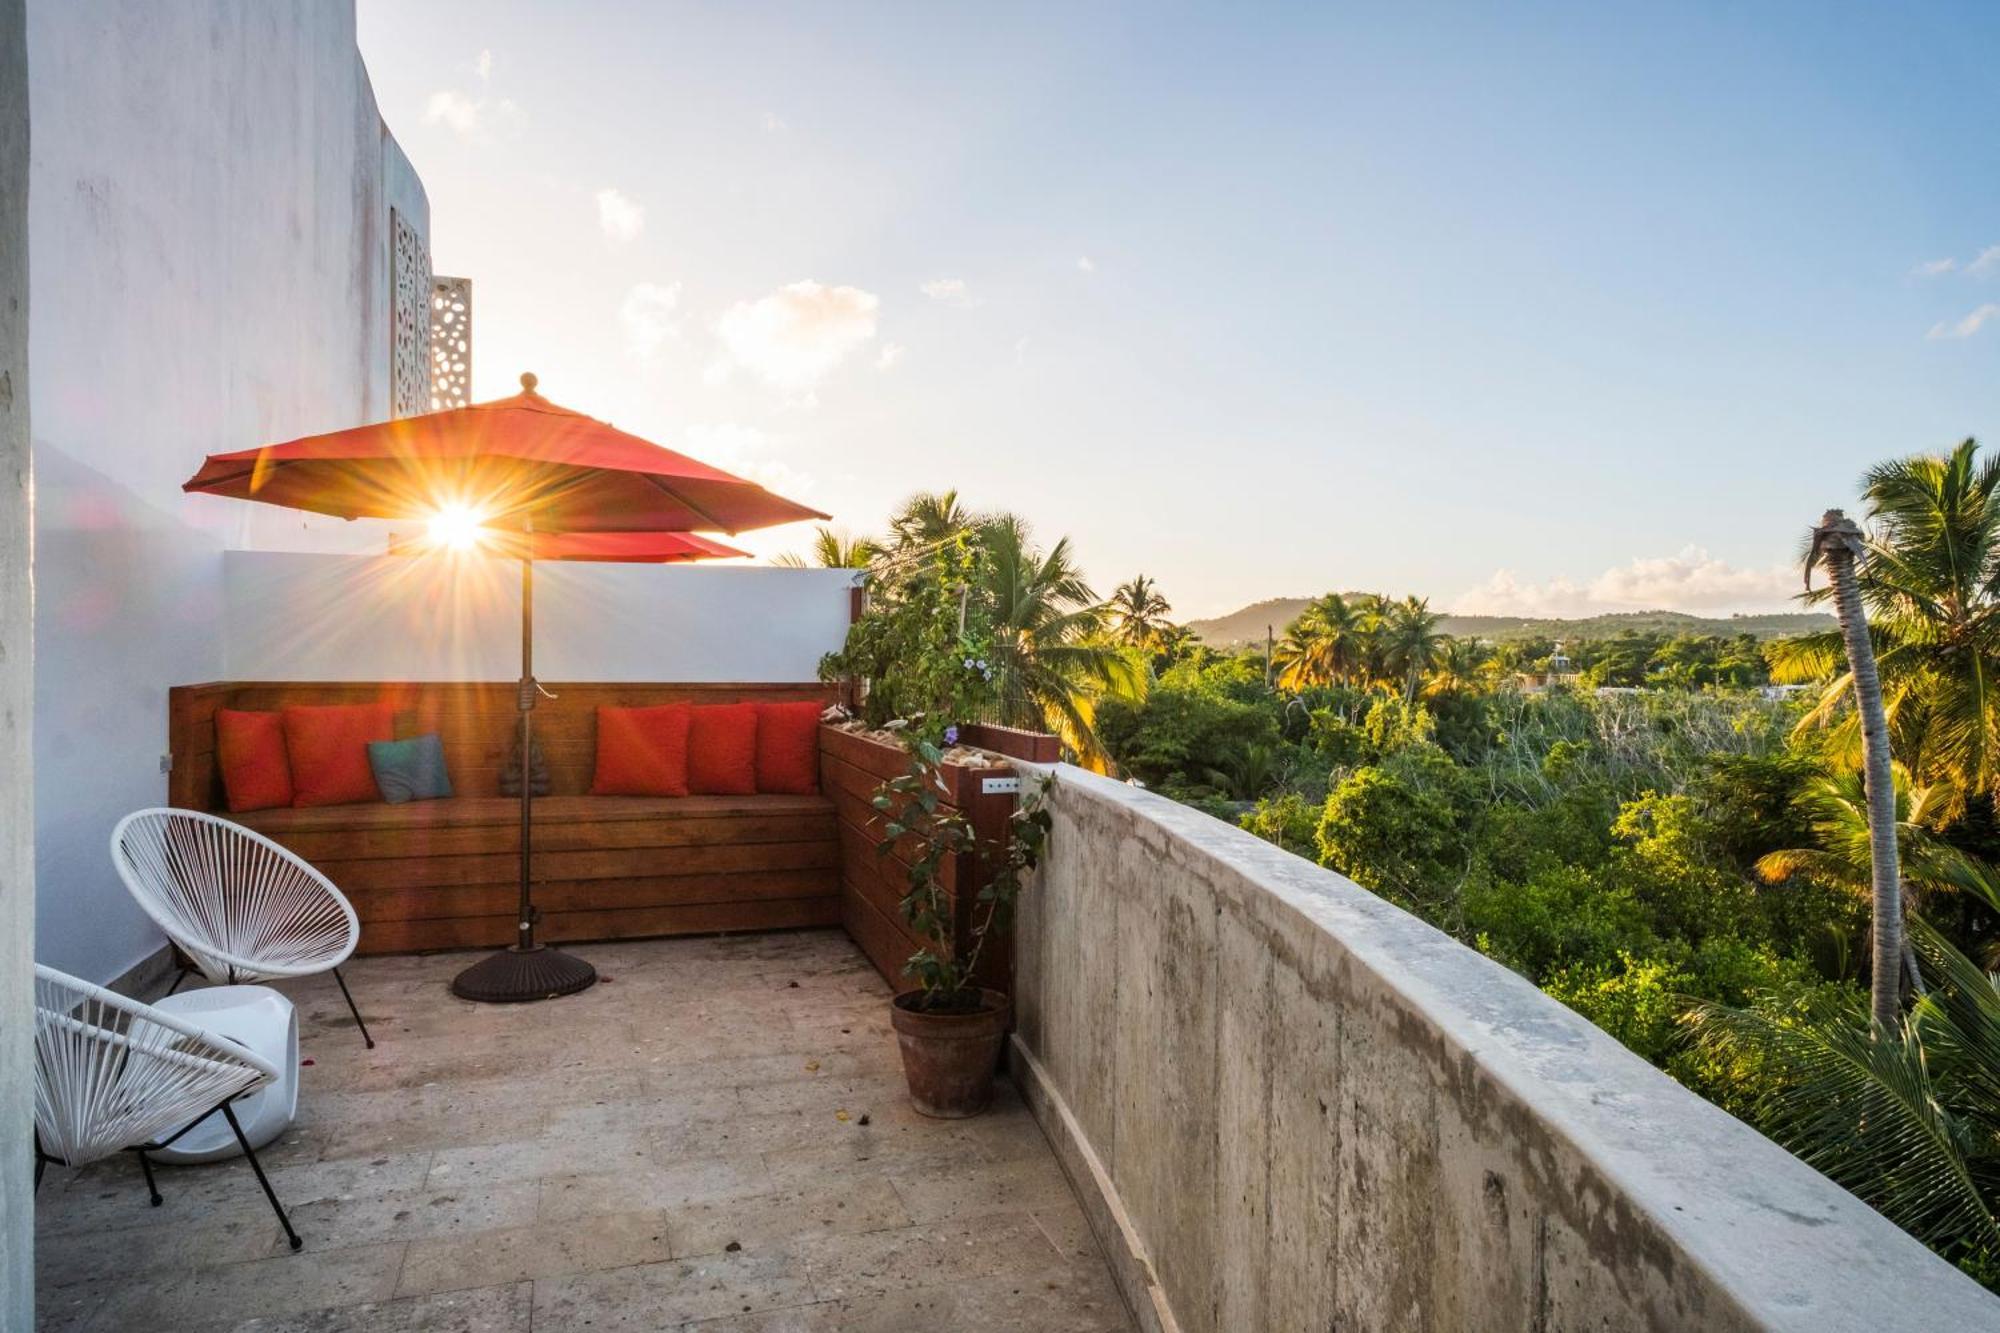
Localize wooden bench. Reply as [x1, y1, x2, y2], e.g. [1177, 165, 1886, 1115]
[168, 682, 839, 954]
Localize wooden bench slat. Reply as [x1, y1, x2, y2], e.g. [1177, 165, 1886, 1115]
[346, 867, 837, 923]
[233, 793, 832, 834]
[270, 811, 834, 862]
[359, 895, 843, 953]
[317, 839, 839, 891]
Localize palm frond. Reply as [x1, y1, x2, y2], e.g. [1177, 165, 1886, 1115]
[1682, 993, 2000, 1257]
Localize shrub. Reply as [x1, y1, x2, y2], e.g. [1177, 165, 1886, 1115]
[1098, 681, 1279, 795]
[1543, 953, 1690, 1063]
[1240, 791, 1320, 857]
[1316, 744, 1475, 915]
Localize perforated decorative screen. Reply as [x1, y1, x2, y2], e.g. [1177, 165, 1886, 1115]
[390, 209, 432, 419]
[430, 276, 472, 410]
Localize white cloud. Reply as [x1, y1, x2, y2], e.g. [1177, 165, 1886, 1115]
[1968, 245, 2000, 277]
[476, 49, 494, 80]
[712, 280, 880, 391]
[875, 342, 905, 371]
[1927, 303, 2000, 340]
[761, 110, 788, 133]
[1915, 257, 1958, 277]
[596, 188, 645, 243]
[619, 282, 683, 360]
[423, 88, 518, 139]
[1455, 546, 1795, 618]
[424, 90, 483, 134]
[1077, 255, 1097, 273]
[920, 277, 978, 306]
[684, 422, 816, 497]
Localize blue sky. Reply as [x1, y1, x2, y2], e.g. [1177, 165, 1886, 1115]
[357, 1, 2000, 619]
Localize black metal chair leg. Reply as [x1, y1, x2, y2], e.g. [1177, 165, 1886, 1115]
[137, 1150, 162, 1206]
[331, 966, 374, 1049]
[222, 1101, 301, 1251]
[165, 966, 189, 997]
[34, 1154, 45, 1193]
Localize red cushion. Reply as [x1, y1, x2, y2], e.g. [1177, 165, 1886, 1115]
[591, 704, 692, 796]
[688, 703, 760, 795]
[756, 702, 822, 795]
[282, 703, 395, 807]
[215, 709, 293, 812]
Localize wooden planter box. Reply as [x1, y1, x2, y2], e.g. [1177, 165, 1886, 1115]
[818, 723, 1054, 992]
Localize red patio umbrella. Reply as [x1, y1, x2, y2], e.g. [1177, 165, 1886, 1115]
[185, 373, 825, 1003]
[384, 529, 751, 562]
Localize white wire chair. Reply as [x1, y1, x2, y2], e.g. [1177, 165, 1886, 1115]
[33, 964, 303, 1249]
[111, 807, 374, 1048]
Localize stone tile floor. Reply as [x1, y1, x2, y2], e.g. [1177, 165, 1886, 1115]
[34, 929, 1133, 1332]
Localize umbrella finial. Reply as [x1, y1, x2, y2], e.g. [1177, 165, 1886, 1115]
[520, 372, 539, 395]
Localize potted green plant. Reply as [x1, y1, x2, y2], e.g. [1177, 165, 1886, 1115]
[874, 734, 1051, 1116]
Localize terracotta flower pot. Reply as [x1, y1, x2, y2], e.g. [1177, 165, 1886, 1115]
[889, 988, 1012, 1118]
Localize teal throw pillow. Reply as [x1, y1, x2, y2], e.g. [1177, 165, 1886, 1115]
[367, 733, 454, 804]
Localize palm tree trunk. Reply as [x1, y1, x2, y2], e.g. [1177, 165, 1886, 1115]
[1814, 510, 1904, 1035]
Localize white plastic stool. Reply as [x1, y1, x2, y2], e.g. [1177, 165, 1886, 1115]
[145, 985, 300, 1164]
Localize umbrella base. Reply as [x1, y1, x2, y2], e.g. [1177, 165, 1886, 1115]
[451, 945, 597, 1004]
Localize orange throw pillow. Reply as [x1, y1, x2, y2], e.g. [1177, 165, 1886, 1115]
[756, 701, 822, 795]
[282, 703, 395, 807]
[688, 703, 760, 795]
[216, 709, 293, 812]
[591, 703, 692, 796]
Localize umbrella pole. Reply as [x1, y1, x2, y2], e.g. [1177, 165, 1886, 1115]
[518, 548, 535, 947]
[451, 533, 597, 1003]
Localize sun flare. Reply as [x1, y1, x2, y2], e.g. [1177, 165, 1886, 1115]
[427, 503, 490, 552]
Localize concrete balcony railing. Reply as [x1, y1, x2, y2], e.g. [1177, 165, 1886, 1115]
[1008, 767, 2000, 1332]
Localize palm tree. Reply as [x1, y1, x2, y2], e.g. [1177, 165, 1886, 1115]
[1772, 440, 2000, 821]
[1422, 637, 1486, 700]
[1481, 640, 1530, 688]
[1755, 767, 1999, 990]
[979, 515, 1140, 764]
[1349, 592, 1393, 687]
[1806, 507, 1906, 1036]
[1152, 622, 1198, 662]
[1271, 592, 1368, 692]
[1271, 618, 1327, 692]
[1381, 596, 1445, 701]
[1109, 575, 1175, 651]
[1682, 915, 2000, 1278]
[771, 526, 879, 569]
[889, 490, 975, 549]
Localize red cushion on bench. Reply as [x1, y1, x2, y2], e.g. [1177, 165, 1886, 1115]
[756, 701, 821, 795]
[592, 703, 692, 796]
[216, 709, 293, 812]
[283, 703, 394, 807]
[688, 703, 759, 795]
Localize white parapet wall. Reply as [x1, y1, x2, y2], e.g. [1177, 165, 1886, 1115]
[222, 551, 857, 684]
[1010, 766, 1999, 1332]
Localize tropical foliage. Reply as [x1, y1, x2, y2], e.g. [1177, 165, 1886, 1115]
[819, 492, 1140, 759]
[1772, 440, 2000, 822]
[1110, 574, 1174, 651]
[772, 526, 879, 569]
[1082, 443, 2000, 1288]
[825, 444, 2000, 1285]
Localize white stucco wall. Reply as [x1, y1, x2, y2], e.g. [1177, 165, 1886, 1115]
[27, 1, 427, 983]
[0, 0, 34, 1322]
[222, 553, 855, 684]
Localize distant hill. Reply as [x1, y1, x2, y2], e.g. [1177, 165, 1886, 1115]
[1186, 597, 1832, 647]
